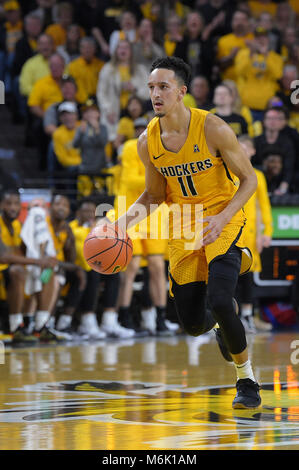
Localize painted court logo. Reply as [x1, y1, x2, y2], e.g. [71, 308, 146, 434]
[0, 380, 298, 448]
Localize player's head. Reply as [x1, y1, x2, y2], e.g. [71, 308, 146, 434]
[238, 135, 256, 160]
[76, 198, 96, 225]
[0, 189, 21, 221]
[50, 194, 70, 221]
[262, 147, 283, 176]
[149, 57, 191, 117]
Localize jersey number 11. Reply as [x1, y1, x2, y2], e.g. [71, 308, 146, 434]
[178, 175, 198, 196]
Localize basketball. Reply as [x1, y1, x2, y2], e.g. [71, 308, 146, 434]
[83, 224, 133, 274]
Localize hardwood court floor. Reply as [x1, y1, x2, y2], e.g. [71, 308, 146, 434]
[0, 331, 298, 450]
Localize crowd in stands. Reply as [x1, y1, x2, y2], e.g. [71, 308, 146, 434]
[0, 0, 299, 344]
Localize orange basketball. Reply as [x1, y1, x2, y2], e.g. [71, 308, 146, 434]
[83, 224, 133, 274]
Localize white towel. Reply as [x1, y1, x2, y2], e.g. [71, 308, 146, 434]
[21, 207, 57, 295]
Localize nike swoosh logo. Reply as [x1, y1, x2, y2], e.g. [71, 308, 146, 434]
[153, 153, 165, 160]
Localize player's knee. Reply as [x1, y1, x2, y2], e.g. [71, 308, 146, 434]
[147, 256, 165, 277]
[8, 265, 25, 282]
[176, 310, 207, 337]
[208, 292, 233, 319]
[183, 323, 207, 336]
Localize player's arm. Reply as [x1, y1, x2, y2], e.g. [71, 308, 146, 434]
[114, 130, 167, 232]
[203, 113, 257, 245]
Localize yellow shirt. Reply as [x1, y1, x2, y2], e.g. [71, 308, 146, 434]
[28, 75, 86, 111]
[147, 108, 245, 238]
[67, 56, 105, 99]
[235, 48, 284, 110]
[19, 54, 50, 97]
[217, 32, 254, 81]
[46, 216, 68, 262]
[118, 65, 131, 110]
[116, 117, 135, 141]
[183, 93, 196, 108]
[243, 168, 273, 272]
[289, 0, 299, 14]
[52, 124, 82, 167]
[0, 215, 22, 271]
[163, 33, 178, 57]
[248, 1, 277, 18]
[69, 219, 91, 271]
[118, 138, 145, 208]
[289, 112, 299, 133]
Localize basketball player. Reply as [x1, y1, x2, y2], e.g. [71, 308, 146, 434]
[99, 57, 261, 409]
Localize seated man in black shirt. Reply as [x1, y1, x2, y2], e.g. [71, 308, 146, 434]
[211, 83, 248, 136]
[261, 147, 284, 194]
[254, 107, 296, 195]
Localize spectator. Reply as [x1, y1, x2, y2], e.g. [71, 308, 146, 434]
[11, 13, 43, 78]
[68, 198, 130, 339]
[114, 95, 148, 154]
[72, 99, 108, 195]
[30, 0, 57, 29]
[10, 13, 43, 122]
[222, 79, 255, 137]
[73, 0, 109, 58]
[43, 75, 80, 137]
[183, 75, 212, 110]
[277, 65, 298, 112]
[100, 0, 143, 44]
[163, 13, 183, 57]
[52, 101, 81, 196]
[109, 10, 138, 56]
[27, 52, 83, 170]
[256, 12, 280, 52]
[0, 189, 57, 342]
[280, 26, 297, 64]
[274, 2, 296, 39]
[197, 0, 233, 41]
[174, 11, 213, 79]
[0, 0, 23, 94]
[96, 39, 149, 142]
[45, 2, 83, 48]
[235, 26, 284, 121]
[132, 18, 165, 73]
[211, 83, 248, 136]
[19, 34, 55, 99]
[67, 37, 105, 100]
[261, 147, 284, 194]
[253, 107, 296, 194]
[56, 24, 81, 65]
[216, 9, 254, 81]
[237, 135, 273, 333]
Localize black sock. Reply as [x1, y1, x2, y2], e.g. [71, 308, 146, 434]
[118, 307, 130, 323]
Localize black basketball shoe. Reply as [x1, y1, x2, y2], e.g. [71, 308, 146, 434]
[232, 378, 262, 409]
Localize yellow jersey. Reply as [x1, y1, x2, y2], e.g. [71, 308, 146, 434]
[69, 219, 91, 272]
[242, 168, 273, 272]
[0, 215, 22, 271]
[147, 107, 245, 224]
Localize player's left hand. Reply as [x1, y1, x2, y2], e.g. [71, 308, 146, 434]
[202, 214, 228, 246]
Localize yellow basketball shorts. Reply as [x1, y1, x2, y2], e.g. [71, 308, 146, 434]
[168, 222, 252, 289]
[132, 238, 168, 257]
